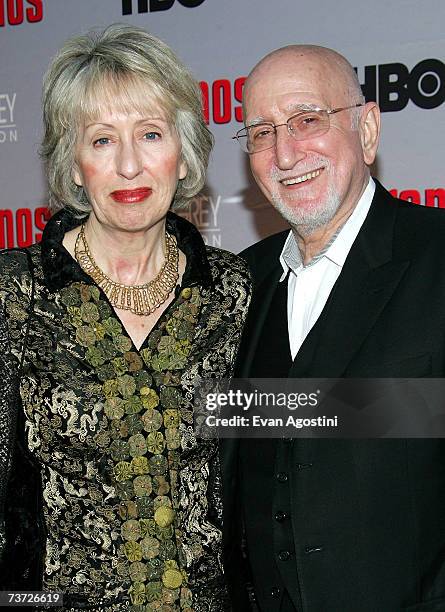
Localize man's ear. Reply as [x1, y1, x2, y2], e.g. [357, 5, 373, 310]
[359, 102, 380, 166]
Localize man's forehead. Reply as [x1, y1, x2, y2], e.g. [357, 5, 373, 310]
[244, 52, 345, 112]
[244, 90, 329, 124]
[249, 52, 329, 86]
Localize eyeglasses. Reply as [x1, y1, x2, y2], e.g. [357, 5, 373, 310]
[232, 103, 364, 154]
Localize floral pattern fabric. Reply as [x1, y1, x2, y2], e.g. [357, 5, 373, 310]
[0, 210, 251, 611]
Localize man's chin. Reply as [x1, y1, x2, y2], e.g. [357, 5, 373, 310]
[271, 189, 341, 233]
[272, 199, 319, 226]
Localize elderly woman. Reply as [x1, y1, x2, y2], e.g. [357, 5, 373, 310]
[0, 24, 250, 611]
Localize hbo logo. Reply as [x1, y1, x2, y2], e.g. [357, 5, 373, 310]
[356, 59, 445, 111]
[122, 0, 205, 13]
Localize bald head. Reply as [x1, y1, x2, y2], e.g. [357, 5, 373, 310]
[244, 45, 364, 120]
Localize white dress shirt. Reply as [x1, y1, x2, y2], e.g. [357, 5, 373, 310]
[279, 178, 375, 359]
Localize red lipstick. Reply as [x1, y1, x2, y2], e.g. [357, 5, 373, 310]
[110, 187, 152, 203]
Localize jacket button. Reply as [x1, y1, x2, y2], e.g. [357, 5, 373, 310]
[274, 511, 287, 522]
[278, 550, 291, 562]
[276, 472, 288, 482]
[270, 587, 280, 598]
[297, 462, 313, 470]
[305, 545, 323, 554]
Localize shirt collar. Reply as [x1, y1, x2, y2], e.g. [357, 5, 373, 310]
[279, 177, 375, 281]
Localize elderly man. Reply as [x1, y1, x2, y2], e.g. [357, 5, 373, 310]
[225, 45, 445, 612]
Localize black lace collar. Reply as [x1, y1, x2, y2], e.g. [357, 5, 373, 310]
[40, 208, 213, 292]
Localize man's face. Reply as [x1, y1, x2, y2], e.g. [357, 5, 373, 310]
[243, 51, 376, 233]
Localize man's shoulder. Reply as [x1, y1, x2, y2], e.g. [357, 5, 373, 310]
[374, 185, 445, 258]
[376, 180, 445, 229]
[394, 197, 445, 226]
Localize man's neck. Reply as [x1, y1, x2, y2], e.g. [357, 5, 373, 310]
[292, 178, 371, 265]
[292, 210, 353, 265]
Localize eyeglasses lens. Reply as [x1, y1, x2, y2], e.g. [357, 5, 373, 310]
[288, 111, 330, 140]
[236, 109, 335, 153]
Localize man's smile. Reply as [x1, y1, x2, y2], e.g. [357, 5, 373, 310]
[280, 167, 324, 186]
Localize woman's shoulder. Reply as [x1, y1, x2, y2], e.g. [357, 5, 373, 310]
[205, 246, 251, 282]
[0, 244, 40, 266]
[204, 247, 252, 319]
[0, 245, 40, 292]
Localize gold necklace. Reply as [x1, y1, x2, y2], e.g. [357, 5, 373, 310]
[74, 224, 179, 316]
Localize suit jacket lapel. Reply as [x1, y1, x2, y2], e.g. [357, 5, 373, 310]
[290, 182, 410, 378]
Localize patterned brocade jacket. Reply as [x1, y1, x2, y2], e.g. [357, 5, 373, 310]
[0, 209, 251, 612]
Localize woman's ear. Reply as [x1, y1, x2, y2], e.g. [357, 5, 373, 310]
[72, 162, 83, 187]
[179, 159, 188, 181]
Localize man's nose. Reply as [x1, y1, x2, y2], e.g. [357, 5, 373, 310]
[274, 126, 306, 170]
[116, 140, 143, 180]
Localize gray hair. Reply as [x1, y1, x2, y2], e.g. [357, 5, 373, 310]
[40, 23, 213, 213]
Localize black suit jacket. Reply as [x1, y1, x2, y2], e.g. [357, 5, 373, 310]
[223, 182, 445, 612]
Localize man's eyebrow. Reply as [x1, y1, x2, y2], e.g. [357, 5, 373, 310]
[286, 102, 320, 113]
[246, 104, 321, 127]
[246, 116, 268, 127]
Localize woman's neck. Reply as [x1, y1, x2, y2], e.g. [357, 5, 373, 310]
[64, 216, 169, 286]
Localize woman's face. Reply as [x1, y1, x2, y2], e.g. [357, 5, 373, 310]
[73, 103, 187, 235]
